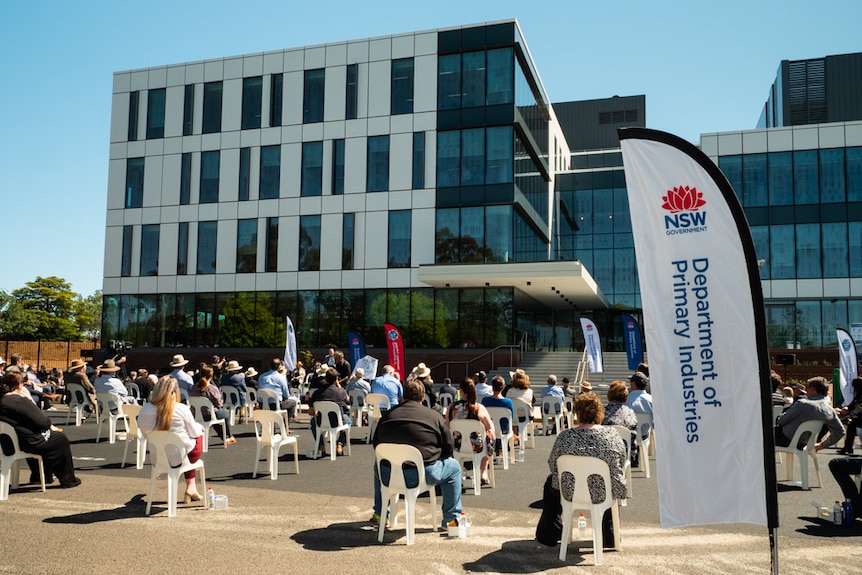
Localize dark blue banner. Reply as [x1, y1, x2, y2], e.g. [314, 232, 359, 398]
[347, 331, 365, 368]
[622, 314, 643, 371]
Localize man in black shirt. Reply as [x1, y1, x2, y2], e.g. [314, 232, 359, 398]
[371, 378, 462, 527]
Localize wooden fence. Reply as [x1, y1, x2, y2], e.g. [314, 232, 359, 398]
[0, 341, 101, 371]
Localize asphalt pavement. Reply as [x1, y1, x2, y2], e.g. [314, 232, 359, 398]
[1, 405, 859, 574]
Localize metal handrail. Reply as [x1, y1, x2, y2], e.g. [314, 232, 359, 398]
[430, 344, 521, 382]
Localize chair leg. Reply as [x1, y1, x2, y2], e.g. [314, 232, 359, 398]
[146, 473, 156, 515]
[293, 443, 299, 474]
[252, 443, 261, 478]
[592, 507, 604, 566]
[559, 503, 573, 561]
[270, 445, 278, 480]
[799, 451, 809, 490]
[812, 453, 822, 488]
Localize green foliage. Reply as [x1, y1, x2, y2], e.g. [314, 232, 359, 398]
[220, 292, 283, 347]
[0, 277, 101, 342]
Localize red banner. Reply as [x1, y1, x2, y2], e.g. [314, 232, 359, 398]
[384, 323, 405, 378]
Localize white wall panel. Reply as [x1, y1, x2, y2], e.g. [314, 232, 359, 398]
[224, 57, 243, 80]
[345, 137, 366, 194]
[819, 124, 845, 148]
[389, 133, 412, 191]
[326, 65, 347, 121]
[326, 43, 347, 66]
[185, 63, 204, 84]
[412, 207, 435, 266]
[319, 213, 343, 270]
[216, 219, 236, 274]
[282, 143, 301, 198]
[107, 159, 126, 210]
[222, 78, 242, 132]
[297, 272, 320, 290]
[369, 38, 391, 61]
[143, 157, 163, 208]
[263, 51, 284, 74]
[414, 55, 437, 114]
[367, 61, 390, 118]
[148, 67, 167, 89]
[110, 93, 129, 143]
[243, 55, 263, 76]
[281, 216, 299, 271]
[320, 271, 342, 289]
[276, 272, 298, 291]
[741, 130, 767, 153]
[391, 34, 414, 58]
[166, 65, 185, 87]
[160, 154, 181, 206]
[283, 71, 303, 126]
[823, 278, 850, 297]
[130, 70, 148, 91]
[159, 222, 179, 278]
[766, 128, 793, 152]
[103, 226, 124, 277]
[204, 60, 224, 82]
[414, 32, 436, 56]
[235, 273, 256, 292]
[717, 132, 742, 155]
[364, 211, 388, 269]
[220, 148, 240, 203]
[846, 122, 862, 146]
[113, 72, 130, 94]
[305, 47, 326, 69]
[793, 127, 819, 149]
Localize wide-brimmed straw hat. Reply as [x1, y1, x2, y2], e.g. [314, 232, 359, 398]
[69, 358, 87, 371]
[99, 359, 122, 373]
[225, 360, 243, 372]
[245, 367, 258, 378]
[170, 354, 189, 368]
[412, 362, 431, 378]
[580, 381, 593, 392]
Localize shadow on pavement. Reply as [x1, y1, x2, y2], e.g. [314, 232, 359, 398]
[291, 521, 390, 551]
[43, 494, 148, 524]
[464, 539, 588, 572]
[795, 515, 862, 538]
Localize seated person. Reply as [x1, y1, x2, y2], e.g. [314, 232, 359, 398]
[774, 376, 844, 449]
[371, 378, 462, 527]
[828, 455, 862, 523]
[536, 391, 627, 546]
[219, 360, 248, 407]
[93, 359, 136, 405]
[309, 369, 352, 455]
[0, 368, 81, 488]
[370, 365, 403, 408]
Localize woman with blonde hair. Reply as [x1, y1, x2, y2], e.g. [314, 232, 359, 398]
[504, 368, 534, 405]
[138, 376, 205, 502]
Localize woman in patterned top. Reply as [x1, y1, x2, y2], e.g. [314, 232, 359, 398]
[602, 380, 639, 466]
[536, 391, 627, 546]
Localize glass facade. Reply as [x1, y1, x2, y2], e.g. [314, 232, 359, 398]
[238, 147, 250, 201]
[259, 145, 280, 200]
[196, 221, 217, 275]
[388, 210, 411, 268]
[139, 224, 160, 276]
[128, 91, 139, 141]
[177, 222, 189, 275]
[391, 58, 414, 115]
[303, 69, 324, 124]
[332, 139, 345, 195]
[241, 76, 262, 130]
[183, 84, 194, 136]
[346, 64, 358, 120]
[146, 88, 165, 139]
[367, 136, 389, 192]
[412, 132, 425, 189]
[236, 218, 257, 273]
[265, 217, 278, 273]
[269, 74, 283, 127]
[342, 213, 354, 270]
[301, 141, 323, 197]
[125, 157, 144, 208]
[299, 215, 321, 271]
[199, 151, 220, 203]
[202, 81, 222, 134]
[180, 153, 191, 205]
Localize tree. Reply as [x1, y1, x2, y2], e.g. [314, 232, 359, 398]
[0, 291, 40, 339]
[75, 290, 102, 342]
[12, 276, 80, 341]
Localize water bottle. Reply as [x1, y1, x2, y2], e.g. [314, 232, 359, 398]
[517, 441, 525, 463]
[206, 487, 216, 510]
[577, 513, 587, 540]
[458, 511, 467, 539]
[842, 499, 854, 527]
[833, 501, 843, 525]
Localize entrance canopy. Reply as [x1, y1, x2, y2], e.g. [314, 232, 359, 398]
[417, 261, 609, 311]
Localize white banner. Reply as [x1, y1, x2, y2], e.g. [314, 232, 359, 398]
[579, 317, 603, 373]
[620, 129, 770, 528]
[283, 315, 297, 372]
[836, 328, 857, 407]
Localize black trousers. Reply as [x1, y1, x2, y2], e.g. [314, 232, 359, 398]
[828, 456, 862, 518]
[535, 474, 613, 546]
[24, 432, 76, 484]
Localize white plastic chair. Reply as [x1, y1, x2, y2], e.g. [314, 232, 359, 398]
[95, 392, 129, 444]
[256, 389, 288, 426]
[188, 397, 227, 452]
[0, 421, 46, 500]
[542, 396, 566, 436]
[486, 406, 515, 470]
[365, 393, 391, 444]
[610, 425, 633, 500]
[557, 454, 621, 565]
[252, 410, 298, 480]
[449, 418, 494, 495]
[145, 430, 207, 517]
[126, 382, 142, 404]
[121, 403, 148, 469]
[220, 386, 243, 426]
[634, 412, 653, 478]
[65, 383, 94, 426]
[348, 389, 368, 427]
[437, 392, 454, 414]
[512, 398, 536, 449]
[375, 443, 438, 545]
[312, 401, 352, 460]
[775, 419, 823, 490]
[179, 387, 189, 404]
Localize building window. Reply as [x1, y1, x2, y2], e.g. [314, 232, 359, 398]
[259, 145, 280, 200]
[436, 127, 513, 188]
[202, 81, 223, 134]
[437, 48, 514, 110]
[486, 48, 514, 105]
[125, 157, 144, 208]
[332, 139, 345, 195]
[197, 221, 218, 274]
[301, 141, 323, 197]
[241, 76, 262, 130]
[140, 224, 160, 276]
[128, 91, 139, 141]
[180, 153, 191, 205]
[265, 217, 278, 272]
[486, 126, 513, 184]
[177, 222, 189, 275]
[183, 84, 194, 136]
[391, 58, 414, 115]
[146, 88, 166, 139]
[794, 150, 819, 205]
[437, 55, 460, 110]
[299, 215, 321, 271]
[270, 74, 283, 127]
[121, 225, 133, 277]
[346, 64, 358, 120]
[412, 132, 424, 189]
[436, 131, 460, 187]
[461, 128, 485, 186]
[342, 213, 354, 270]
[462, 51, 485, 108]
[367, 135, 390, 192]
[303, 69, 325, 124]
[237, 147, 251, 201]
[388, 210, 411, 268]
[199, 151, 220, 204]
[236, 218, 257, 273]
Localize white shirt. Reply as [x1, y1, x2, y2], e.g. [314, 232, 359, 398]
[138, 401, 203, 452]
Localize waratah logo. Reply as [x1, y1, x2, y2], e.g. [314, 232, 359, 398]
[662, 185, 705, 213]
[388, 329, 399, 340]
[663, 185, 708, 234]
[842, 339, 852, 351]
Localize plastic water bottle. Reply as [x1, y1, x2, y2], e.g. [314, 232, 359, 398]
[577, 513, 587, 540]
[517, 441, 525, 463]
[206, 487, 216, 510]
[842, 499, 854, 527]
[833, 501, 843, 525]
[458, 511, 467, 539]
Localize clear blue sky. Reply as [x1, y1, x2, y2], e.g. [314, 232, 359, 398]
[2, 0, 860, 298]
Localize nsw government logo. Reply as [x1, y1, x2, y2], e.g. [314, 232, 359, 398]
[388, 329, 399, 341]
[842, 339, 852, 351]
[662, 185, 708, 236]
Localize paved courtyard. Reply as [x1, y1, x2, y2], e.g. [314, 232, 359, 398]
[1, 405, 859, 574]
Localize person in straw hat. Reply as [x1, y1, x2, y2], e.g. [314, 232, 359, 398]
[219, 359, 248, 408]
[411, 362, 436, 408]
[169, 354, 194, 393]
[93, 359, 136, 405]
[65, 358, 97, 410]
